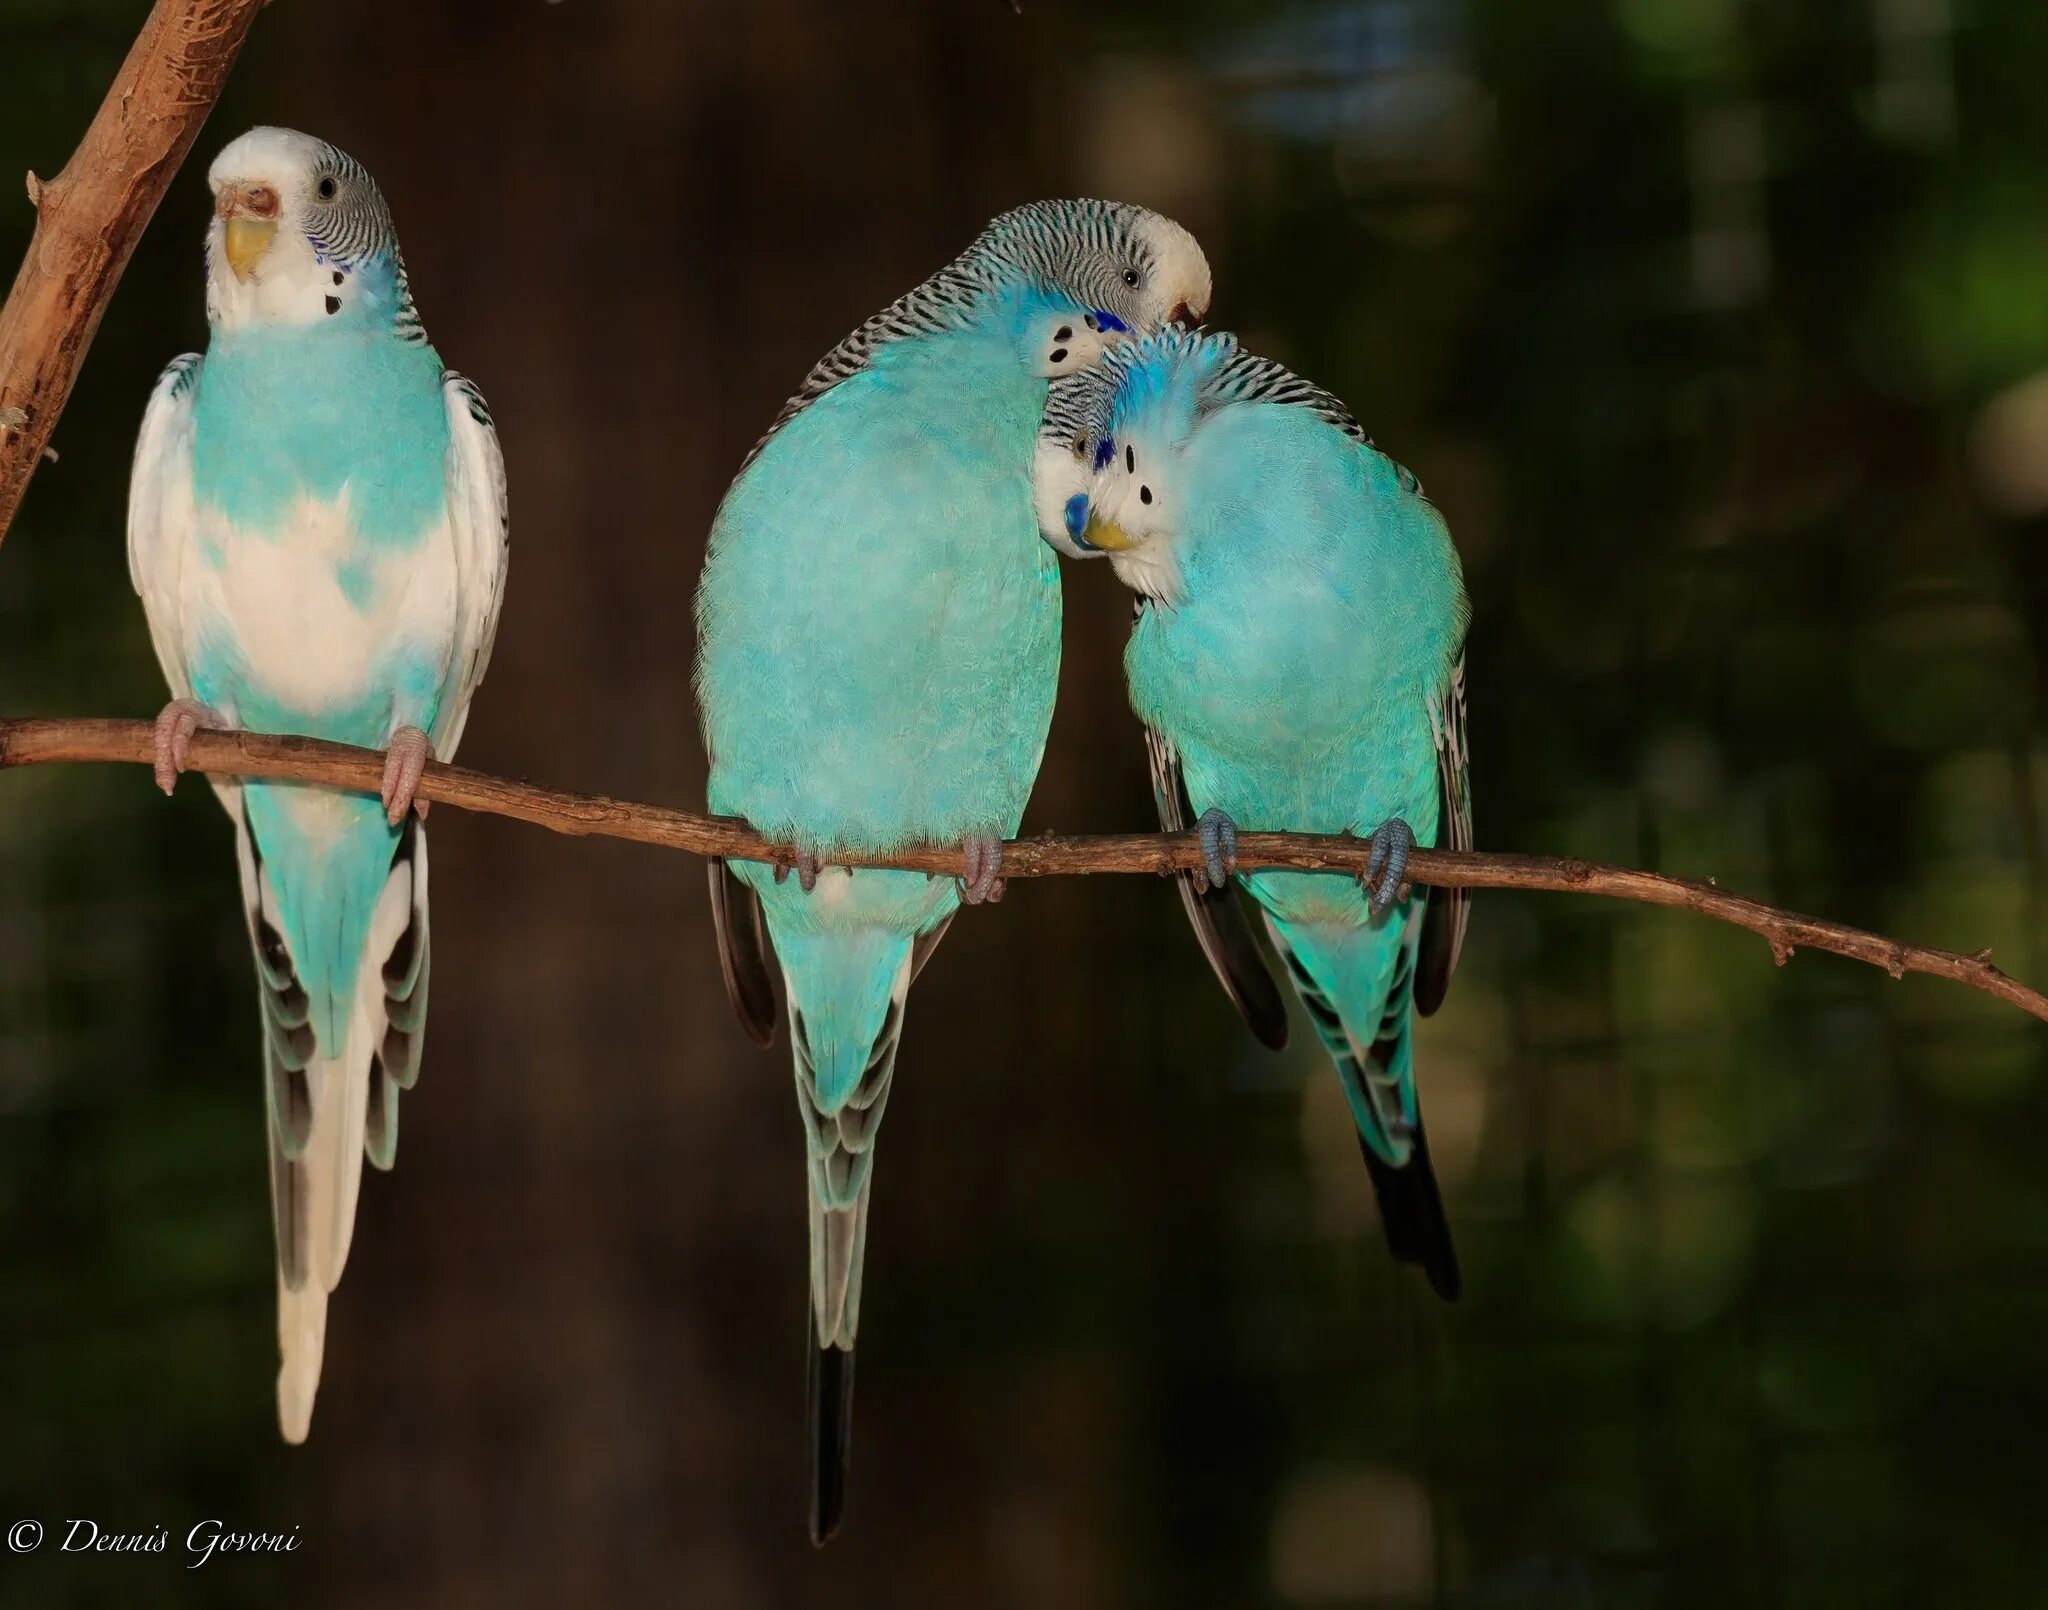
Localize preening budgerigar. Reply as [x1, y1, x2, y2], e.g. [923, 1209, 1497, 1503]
[696, 199, 1212, 1542]
[1039, 326, 1471, 1299]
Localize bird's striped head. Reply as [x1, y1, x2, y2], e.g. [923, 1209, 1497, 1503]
[973, 200, 1212, 340]
[1033, 362, 1122, 559]
[1035, 328, 1231, 600]
[204, 127, 421, 340]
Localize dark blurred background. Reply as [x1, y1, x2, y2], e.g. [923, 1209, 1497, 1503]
[4, 0, 2047, 1604]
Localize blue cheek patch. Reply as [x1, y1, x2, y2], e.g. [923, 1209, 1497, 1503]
[1063, 493, 1090, 540]
[1093, 438, 1115, 471]
[1091, 309, 1130, 333]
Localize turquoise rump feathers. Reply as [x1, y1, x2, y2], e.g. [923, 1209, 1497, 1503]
[1043, 327, 1472, 1298]
[127, 128, 509, 1444]
[696, 199, 1213, 1543]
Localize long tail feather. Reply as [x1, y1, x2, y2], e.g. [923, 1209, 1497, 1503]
[778, 912, 947, 1543]
[807, 1339, 857, 1545]
[1356, 1119, 1460, 1300]
[275, 1277, 327, 1444]
[236, 802, 428, 1440]
[790, 954, 901, 1546]
[1266, 908, 1460, 1300]
[365, 832, 430, 1172]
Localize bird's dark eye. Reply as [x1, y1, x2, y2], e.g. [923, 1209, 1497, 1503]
[1122, 267, 1141, 288]
[1140, 485, 1153, 505]
[1126, 446, 1135, 473]
[316, 176, 338, 201]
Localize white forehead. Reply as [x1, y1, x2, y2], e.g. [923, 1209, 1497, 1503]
[208, 126, 332, 190]
[1132, 213, 1212, 316]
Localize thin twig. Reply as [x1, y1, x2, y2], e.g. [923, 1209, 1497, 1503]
[4, 716, 2042, 1025]
[0, 0, 269, 546]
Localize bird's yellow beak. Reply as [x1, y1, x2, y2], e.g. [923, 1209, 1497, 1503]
[224, 218, 276, 281]
[1084, 515, 1139, 552]
[216, 183, 281, 282]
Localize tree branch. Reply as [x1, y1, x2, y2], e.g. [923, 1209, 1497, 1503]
[0, 0, 269, 546]
[5, 716, 2043, 1025]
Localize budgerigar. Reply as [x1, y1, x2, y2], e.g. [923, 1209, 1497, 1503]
[127, 128, 509, 1440]
[696, 201, 1211, 1541]
[1039, 328, 1470, 1297]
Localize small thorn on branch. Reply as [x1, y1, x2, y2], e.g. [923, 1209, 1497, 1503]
[24, 171, 41, 208]
[1770, 938, 1794, 966]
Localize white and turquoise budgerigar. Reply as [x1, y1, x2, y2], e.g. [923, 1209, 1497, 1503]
[1039, 328, 1471, 1298]
[126, 127, 509, 1441]
[696, 200, 1211, 1542]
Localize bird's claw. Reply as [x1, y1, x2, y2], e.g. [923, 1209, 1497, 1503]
[1361, 817, 1415, 920]
[379, 726, 432, 826]
[1195, 807, 1238, 891]
[770, 849, 821, 890]
[960, 834, 1005, 905]
[151, 698, 220, 795]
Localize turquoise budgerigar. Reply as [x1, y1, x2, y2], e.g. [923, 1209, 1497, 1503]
[696, 201, 1212, 1541]
[1039, 328, 1470, 1298]
[127, 128, 509, 1440]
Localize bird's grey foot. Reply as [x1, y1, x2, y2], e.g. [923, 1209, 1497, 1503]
[1195, 807, 1239, 891]
[1361, 817, 1416, 920]
[773, 848, 822, 892]
[765, 848, 819, 884]
[151, 698, 221, 795]
[379, 726, 432, 826]
[960, 834, 1005, 906]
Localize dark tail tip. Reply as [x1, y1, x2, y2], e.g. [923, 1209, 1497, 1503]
[807, 1343, 855, 1545]
[1358, 1122, 1462, 1302]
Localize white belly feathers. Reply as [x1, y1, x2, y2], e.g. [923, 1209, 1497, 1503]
[185, 486, 460, 728]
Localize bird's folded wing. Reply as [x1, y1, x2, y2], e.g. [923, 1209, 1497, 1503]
[431, 371, 510, 762]
[127, 354, 205, 700]
[709, 858, 778, 1048]
[1415, 650, 1471, 1016]
[1142, 714, 1289, 1051]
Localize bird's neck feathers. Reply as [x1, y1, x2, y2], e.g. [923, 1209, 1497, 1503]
[209, 238, 425, 345]
[190, 306, 450, 545]
[862, 205, 1150, 366]
[1109, 541, 1187, 608]
[204, 248, 441, 398]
